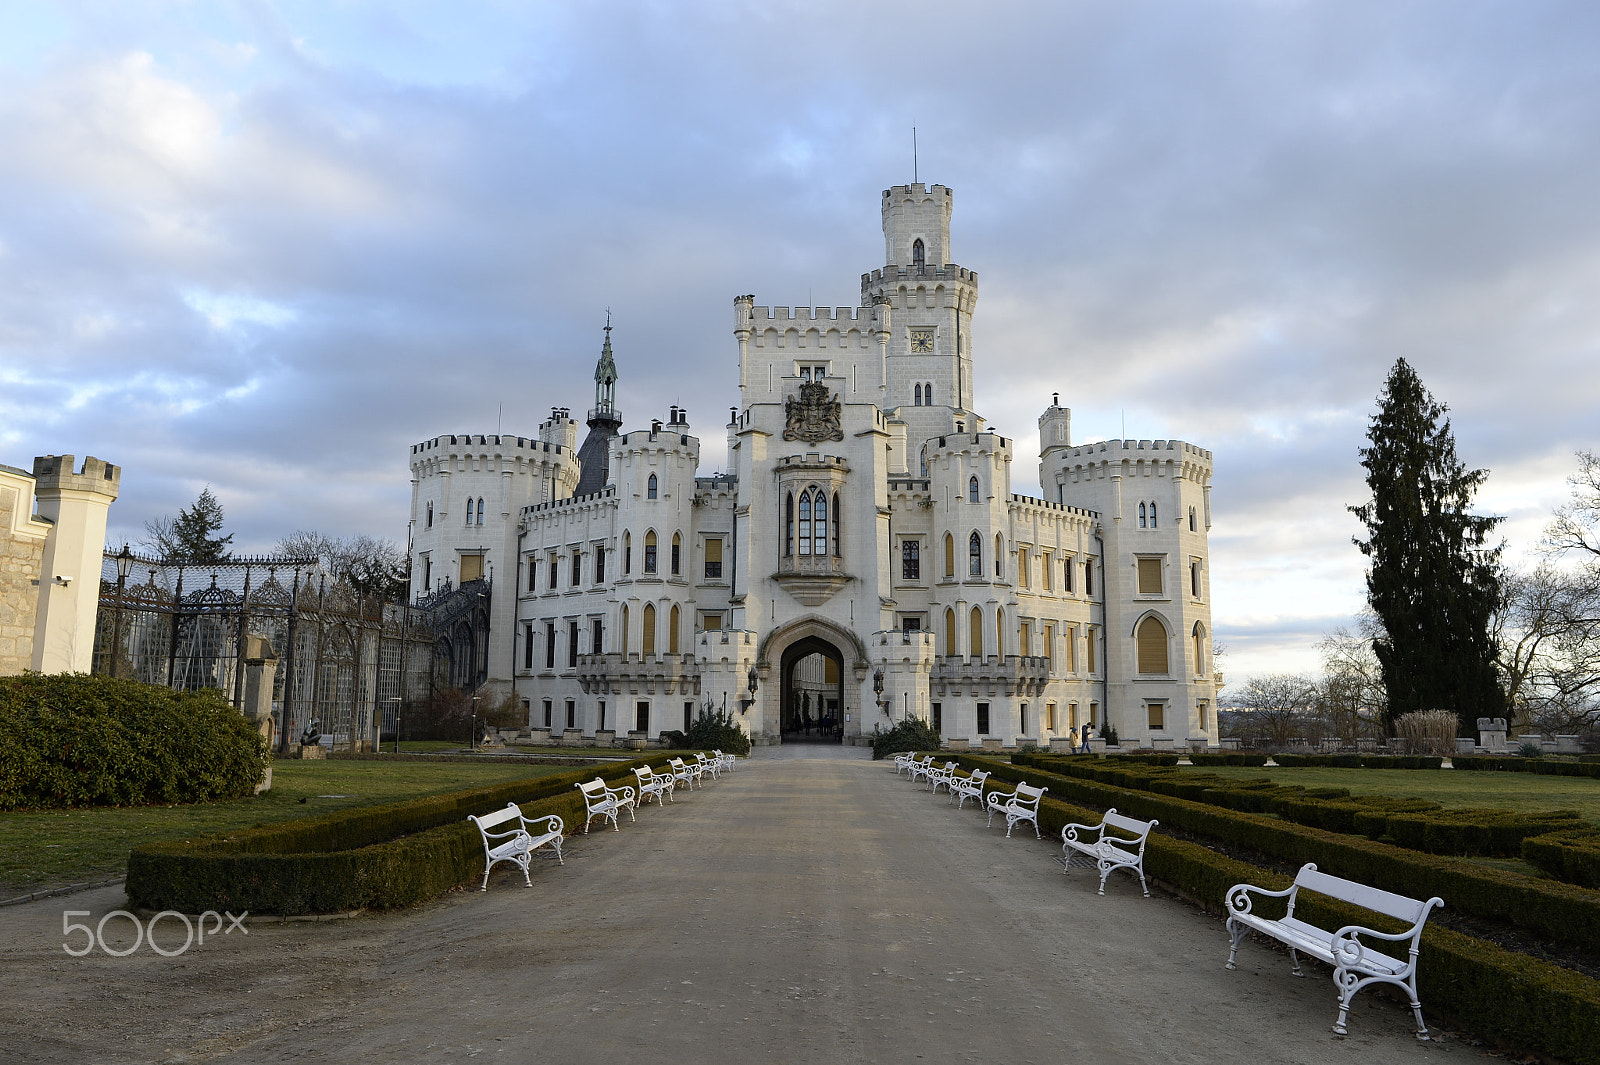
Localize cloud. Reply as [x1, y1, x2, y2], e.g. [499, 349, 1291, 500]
[3, 0, 1598, 679]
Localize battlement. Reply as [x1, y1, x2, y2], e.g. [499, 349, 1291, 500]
[748, 305, 870, 323]
[925, 431, 1011, 454]
[522, 486, 617, 517]
[695, 475, 738, 491]
[884, 182, 952, 199]
[777, 454, 849, 470]
[411, 434, 568, 457]
[861, 265, 976, 286]
[617, 428, 698, 451]
[32, 455, 120, 497]
[1007, 493, 1098, 520]
[1056, 438, 1212, 463]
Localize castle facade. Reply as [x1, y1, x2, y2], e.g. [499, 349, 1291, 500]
[408, 184, 1219, 747]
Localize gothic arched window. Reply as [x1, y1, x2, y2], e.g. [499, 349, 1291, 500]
[969, 531, 982, 577]
[671, 532, 681, 575]
[832, 492, 840, 556]
[914, 383, 923, 406]
[970, 606, 984, 656]
[426, 501, 433, 528]
[1139, 502, 1147, 528]
[798, 491, 813, 556]
[995, 533, 1004, 578]
[647, 474, 658, 500]
[943, 532, 955, 578]
[912, 238, 925, 266]
[924, 382, 933, 406]
[1190, 505, 1198, 531]
[669, 605, 681, 655]
[1150, 502, 1158, 528]
[969, 476, 980, 503]
[1137, 615, 1170, 675]
[813, 490, 828, 556]
[944, 607, 957, 657]
[644, 530, 658, 573]
[642, 604, 656, 656]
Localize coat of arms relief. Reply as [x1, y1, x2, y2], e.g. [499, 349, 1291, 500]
[783, 381, 844, 444]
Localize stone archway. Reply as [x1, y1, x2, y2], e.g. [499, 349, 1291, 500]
[780, 635, 845, 743]
[757, 615, 868, 745]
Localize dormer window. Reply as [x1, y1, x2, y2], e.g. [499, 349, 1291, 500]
[912, 238, 925, 266]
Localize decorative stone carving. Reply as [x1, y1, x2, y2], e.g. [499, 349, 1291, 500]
[783, 382, 843, 444]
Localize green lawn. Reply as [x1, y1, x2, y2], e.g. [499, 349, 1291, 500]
[1179, 764, 1600, 824]
[0, 758, 575, 899]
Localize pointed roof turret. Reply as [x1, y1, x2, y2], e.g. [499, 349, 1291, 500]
[576, 318, 624, 497]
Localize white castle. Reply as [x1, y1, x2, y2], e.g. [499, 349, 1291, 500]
[408, 183, 1219, 748]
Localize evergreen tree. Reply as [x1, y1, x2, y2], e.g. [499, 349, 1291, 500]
[1351, 359, 1504, 735]
[145, 486, 234, 563]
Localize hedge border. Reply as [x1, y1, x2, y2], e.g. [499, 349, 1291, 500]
[918, 753, 1600, 1065]
[125, 756, 674, 915]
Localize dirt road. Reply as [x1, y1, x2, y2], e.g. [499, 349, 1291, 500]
[0, 752, 1476, 1063]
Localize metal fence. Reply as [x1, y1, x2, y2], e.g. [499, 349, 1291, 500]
[91, 552, 446, 753]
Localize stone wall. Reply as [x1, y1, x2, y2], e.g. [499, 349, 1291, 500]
[0, 468, 49, 675]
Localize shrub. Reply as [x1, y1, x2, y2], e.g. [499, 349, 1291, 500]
[1385, 808, 1586, 858]
[1186, 752, 1270, 767]
[1524, 828, 1600, 888]
[1394, 709, 1461, 755]
[683, 706, 751, 757]
[871, 718, 943, 760]
[126, 756, 673, 914]
[0, 674, 269, 809]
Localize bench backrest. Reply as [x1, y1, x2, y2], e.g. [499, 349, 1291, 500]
[577, 778, 609, 801]
[959, 769, 989, 787]
[1296, 863, 1437, 924]
[634, 767, 658, 782]
[1103, 810, 1156, 842]
[1011, 782, 1046, 808]
[469, 805, 522, 833]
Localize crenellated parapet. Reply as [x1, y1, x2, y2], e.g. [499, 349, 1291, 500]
[1048, 438, 1213, 485]
[32, 455, 121, 498]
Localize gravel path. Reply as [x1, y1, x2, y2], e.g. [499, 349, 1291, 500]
[0, 753, 1482, 1063]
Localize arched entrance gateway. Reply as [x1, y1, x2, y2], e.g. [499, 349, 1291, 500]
[779, 635, 845, 743]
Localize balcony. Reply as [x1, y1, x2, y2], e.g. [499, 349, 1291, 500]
[931, 654, 1051, 698]
[773, 553, 851, 607]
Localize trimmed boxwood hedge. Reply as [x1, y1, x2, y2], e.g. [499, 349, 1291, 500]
[930, 756, 1600, 1065]
[1018, 752, 1588, 860]
[0, 674, 270, 809]
[1456, 756, 1600, 778]
[1524, 828, 1600, 889]
[125, 756, 673, 915]
[1185, 752, 1270, 767]
[996, 752, 1600, 957]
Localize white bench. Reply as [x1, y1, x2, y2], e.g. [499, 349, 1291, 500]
[713, 749, 736, 772]
[1059, 808, 1157, 897]
[633, 765, 675, 807]
[948, 768, 990, 810]
[893, 751, 924, 776]
[985, 781, 1048, 838]
[575, 777, 638, 833]
[907, 755, 939, 786]
[1225, 862, 1444, 1039]
[924, 760, 959, 794]
[668, 757, 703, 790]
[466, 803, 565, 890]
[694, 752, 722, 780]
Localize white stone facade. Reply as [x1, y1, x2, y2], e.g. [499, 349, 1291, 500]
[410, 184, 1219, 747]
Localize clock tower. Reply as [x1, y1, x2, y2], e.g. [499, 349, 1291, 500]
[861, 184, 979, 419]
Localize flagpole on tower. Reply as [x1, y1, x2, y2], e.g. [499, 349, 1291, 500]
[913, 127, 918, 184]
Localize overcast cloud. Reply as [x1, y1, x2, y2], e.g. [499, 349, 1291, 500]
[2, 0, 1597, 684]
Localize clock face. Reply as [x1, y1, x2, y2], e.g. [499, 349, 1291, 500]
[909, 328, 935, 353]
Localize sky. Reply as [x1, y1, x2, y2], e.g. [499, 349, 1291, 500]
[3, 0, 1598, 687]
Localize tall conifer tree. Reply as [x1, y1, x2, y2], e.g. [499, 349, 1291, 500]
[1352, 359, 1505, 735]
